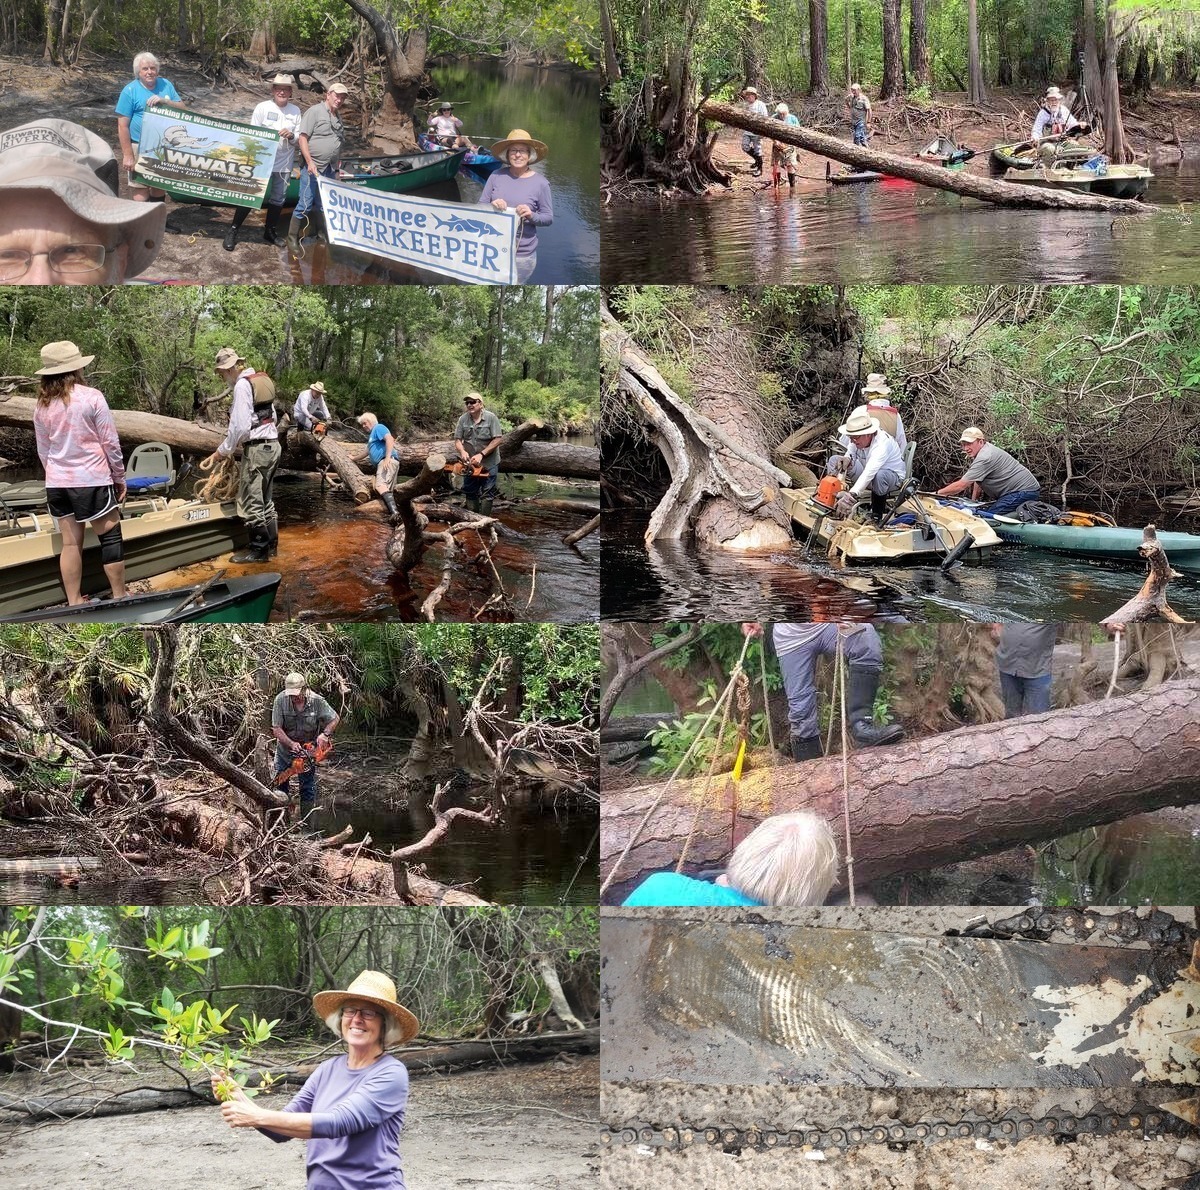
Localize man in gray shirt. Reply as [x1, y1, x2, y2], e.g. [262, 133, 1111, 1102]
[936, 426, 1041, 516]
[287, 82, 348, 250]
[271, 671, 340, 822]
[992, 624, 1057, 718]
[453, 390, 503, 515]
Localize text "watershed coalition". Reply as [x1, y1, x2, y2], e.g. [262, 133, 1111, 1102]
[324, 188, 506, 273]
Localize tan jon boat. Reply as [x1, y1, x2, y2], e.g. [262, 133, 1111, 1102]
[780, 487, 1000, 564]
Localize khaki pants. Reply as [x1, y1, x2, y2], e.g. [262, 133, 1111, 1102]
[237, 439, 282, 530]
[374, 456, 399, 496]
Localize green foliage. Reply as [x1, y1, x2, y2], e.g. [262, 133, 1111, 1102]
[647, 687, 771, 777]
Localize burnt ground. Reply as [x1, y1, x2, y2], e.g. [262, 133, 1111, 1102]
[0, 1051, 600, 1189]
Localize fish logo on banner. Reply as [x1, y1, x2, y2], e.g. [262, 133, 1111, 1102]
[316, 175, 518, 285]
[134, 107, 279, 208]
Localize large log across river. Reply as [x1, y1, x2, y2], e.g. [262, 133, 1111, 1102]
[699, 100, 1150, 213]
[601, 678, 1200, 901]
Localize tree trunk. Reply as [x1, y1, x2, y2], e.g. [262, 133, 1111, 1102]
[809, 0, 830, 94]
[844, 0, 852, 85]
[1082, 0, 1102, 112]
[302, 429, 371, 504]
[1101, 526, 1192, 626]
[909, 0, 931, 88]
[698, 100, 1148, 211]
[600, 678, 1200, 901]
[880, 0, 905, 99]
[340, 0, 428, 150]
[599, 0, 621, 82]
[967, 0, 988, 103]
[1102, 0, 1133, 161]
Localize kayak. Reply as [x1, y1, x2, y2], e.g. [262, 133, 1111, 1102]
[460, 151, 504, 185]
[283, 149, 467, 205]
[1001, 163, 1153, 200]
[990, 141, 1095, 171]
[992, 518, 1200, 572]
[0, 572, 281, 624]
[828, 170, 883, 185]
[780, 487, 1000, 563]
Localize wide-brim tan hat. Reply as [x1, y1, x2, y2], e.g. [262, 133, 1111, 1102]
[309, 381, 326, 395]
[862, 376, 892, 396]
[314, 970, 420, 1048]
[270, 73, 294, 87]
[742, 86, 758, 95]
[1043, 86, 1063, 101]
[492, 128, 548, 165]
[960, 426, 986, 443]
[35, 340, 95, 376]
[214, 346, 244, 370]
[839, 411, 880, 437]
[0, 118, 166, 279]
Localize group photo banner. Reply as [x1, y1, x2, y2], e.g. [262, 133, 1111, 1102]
[133, 107, 280, 207]
[316, 175, 519, 285]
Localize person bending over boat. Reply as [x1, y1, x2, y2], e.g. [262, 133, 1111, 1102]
[770, 104, 800, 188]
[1030, 86, 1080, 143]
[356, 412, 401, 519]
[289, 82, 348, 252]
[452, 391, 503, 516]
[847, 83, 872, 147]
[271, 671, 340, 824]
[479, 129, 553, 283]
[623, 811, 840, 907]
[202, 347, 281, 563]
[115, 51, 184, 203]
[224, 74, 301, 252]
[743, 622, 905, 762]
[935, 427, 1041, 516]
[33, 340, 127, 606]
[215, 969, 414, 1189]
[992, 624, 1058, 719]
[827, 410, 906, 525]
[294, 380, 332, 433]
[427, 102, 475, 151]
[738, 85, 768, 176]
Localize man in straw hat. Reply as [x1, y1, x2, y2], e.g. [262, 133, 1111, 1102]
[1030, 85, 1080, 143]
[289, 81, 349, 252]
[271, 672, 340, 822]
[936, 427, 1041, 516]
[739, 85, 768, 176]
[293, 379, 332, 434]
[479, 128, 552, 283]
[0, 118, 166, 284]
[828, 409, 906, 524]
[223, 74, 302, 252]
[202, 347, 282, 563]
[859, 372, 906, 452]
[215, 969, 416, 1187]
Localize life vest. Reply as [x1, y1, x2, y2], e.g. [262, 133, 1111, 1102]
[247, 371, 277, 427]
[865, 400, 899, 440]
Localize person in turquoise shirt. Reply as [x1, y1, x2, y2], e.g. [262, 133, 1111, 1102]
[115, 51, 182, 201]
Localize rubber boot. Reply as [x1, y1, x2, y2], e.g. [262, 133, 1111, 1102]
[223, 206, 249, 251]
[790, 735, 822, 762]
[750, 152, 763, 177]
[315, 211, 328, 243]
[788, 173, 796, 189]
[264, 515, 279, 559]
[263, 204, 284, 244]
[465, 496, 481, 514]
[230, 526, 271, 564]
[870, 490, 889, 527]
[478, 497, 494, 516]
[848, 666, 905, 747]
[286, 215, 304, 253]
[380, 491, 399, 518]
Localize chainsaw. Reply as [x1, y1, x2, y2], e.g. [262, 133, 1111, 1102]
[274, 737, 333, 789]
[443, 460, 489, 478]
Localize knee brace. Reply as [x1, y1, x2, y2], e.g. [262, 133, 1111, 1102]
[97, 523, 124, 565]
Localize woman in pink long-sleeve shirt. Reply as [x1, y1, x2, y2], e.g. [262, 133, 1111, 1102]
[33, 340, 127, 605]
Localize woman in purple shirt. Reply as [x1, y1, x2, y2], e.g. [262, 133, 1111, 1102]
[33, 340, 127, 605]
[479, 128, 553, 283]
[216, 970, 416, 1190]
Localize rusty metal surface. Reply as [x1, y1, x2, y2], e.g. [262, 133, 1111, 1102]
[601, 917, 1200, 1089]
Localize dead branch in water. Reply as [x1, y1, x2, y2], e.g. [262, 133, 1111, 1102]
[1102, 525, 1194, 628]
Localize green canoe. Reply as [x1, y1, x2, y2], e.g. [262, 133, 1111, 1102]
[993, 519, 1200, 572]
[284, 149, 467, 205]
[990, 142, 1095, 171]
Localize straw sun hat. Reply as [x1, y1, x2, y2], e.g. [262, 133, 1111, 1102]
[35, 340, 95, 376]
[313, 970, 420, 1047]
[492, 129, 548, 165]
[838, 410, 881, 437]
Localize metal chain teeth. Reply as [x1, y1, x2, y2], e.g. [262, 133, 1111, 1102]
[602, 1109, 1189, 1153]
[962, 907, 1198, 947]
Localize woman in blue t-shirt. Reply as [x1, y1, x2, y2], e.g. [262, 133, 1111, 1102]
[115, 51, 182, 201]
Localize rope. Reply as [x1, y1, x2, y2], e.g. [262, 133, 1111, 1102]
[196, 454, 239, 502]
[758, 641, 776, 758]
[1105, 628, 1123, 700]
[834, 634, 856, 907]
[597, 636, 750, 900]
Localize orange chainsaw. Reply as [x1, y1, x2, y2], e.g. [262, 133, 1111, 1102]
[443, 460, 489, 479]
[274, 737, 333, 789]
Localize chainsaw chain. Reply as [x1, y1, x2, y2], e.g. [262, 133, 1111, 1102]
[602, 1106, 1193, 1154]
[952, 906, 1197, 948]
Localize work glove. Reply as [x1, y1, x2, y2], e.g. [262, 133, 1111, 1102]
[835, 490, 857, 518]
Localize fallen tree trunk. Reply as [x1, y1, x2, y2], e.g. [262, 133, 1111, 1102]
[300, 429, 370, 504]
[0, 397, 225, 454]
[563, 513, 601, 546]
[699, 100, 1151, 213]
[388, 438, 598, 480]
[1102, 525, 1192, 626]
[600, 713, 668, 743]
[600, 678, 1200, 901]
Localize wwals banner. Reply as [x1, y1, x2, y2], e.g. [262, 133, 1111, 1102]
[316, 176, 519, 284]
[134, 107, 279, 207]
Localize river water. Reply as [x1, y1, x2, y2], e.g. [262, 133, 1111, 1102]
[601, 508, 1200, 622]
[601, 157, 1200, 284]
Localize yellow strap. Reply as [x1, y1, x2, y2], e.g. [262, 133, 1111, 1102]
[732, 739, 747, 783]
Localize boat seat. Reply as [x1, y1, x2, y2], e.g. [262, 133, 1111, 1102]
[127, 442, 176, 494]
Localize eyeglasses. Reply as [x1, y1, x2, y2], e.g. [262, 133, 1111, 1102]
[507, 146, 530, 155]
[0, 244, 110, 281]
[342, 1006, 382, 1022]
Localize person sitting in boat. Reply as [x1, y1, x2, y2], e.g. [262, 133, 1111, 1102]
[453, 391, 503, 517]
[770, 103, 800, 188]
[33, 340, 128, 606]
[479, 129, 552, 284]
[935, 427, 1041, 516]
[1030, 86, 1080, 143]
[356, 411, 401, 519]
[293, 380, 331, 434]
[224, 74, 301, 252]
[427, 102, 475, 152]
[858, 372, 906, 452]
[847, 83, 872, 147]
[0, 118, 166, 284]
[739, 85, 768, 176]
[288, 81, 348, 252]
[828, 410, 906, 526]
[271, 672, 340, 824]
[743, 621, 905, 763]
[622, 811, 840, 907]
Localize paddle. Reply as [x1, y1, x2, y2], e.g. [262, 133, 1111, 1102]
[162, 569, 228, 622]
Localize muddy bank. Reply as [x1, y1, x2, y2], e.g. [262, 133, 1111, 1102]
[1, 1055, 599, 1190]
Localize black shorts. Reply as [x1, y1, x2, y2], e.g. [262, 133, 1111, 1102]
[47, 484, 119, 523]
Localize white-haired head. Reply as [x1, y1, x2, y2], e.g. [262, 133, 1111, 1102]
[133, 51, 160, 75]
[356, 411, 378, 430]
[724, 811, 840, 905]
